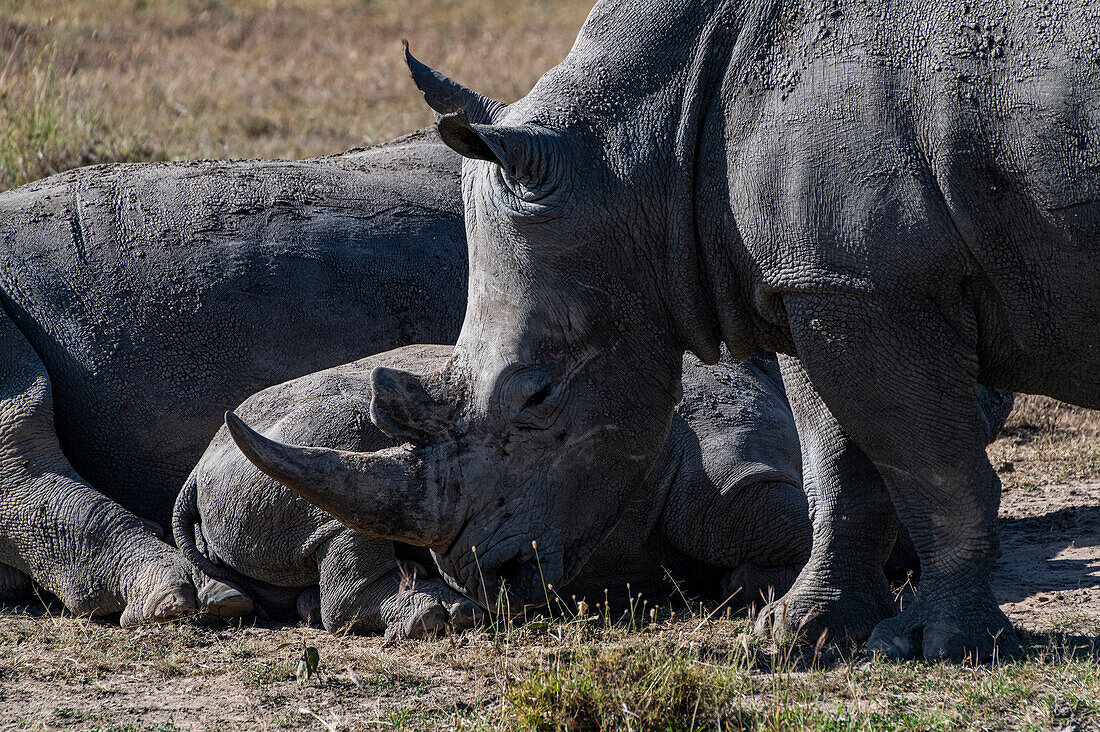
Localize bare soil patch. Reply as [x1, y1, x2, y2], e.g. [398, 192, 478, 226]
[996, 480, 1100, 637]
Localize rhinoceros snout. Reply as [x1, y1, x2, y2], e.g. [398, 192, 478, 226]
[440, 536, 565, 611]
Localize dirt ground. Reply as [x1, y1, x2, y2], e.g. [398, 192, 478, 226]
[0, 396, 1097, 731]
[995, 479, 1100, 637]
[3, 3, 1098, 729]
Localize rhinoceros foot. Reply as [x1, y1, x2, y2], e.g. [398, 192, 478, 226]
[753, 568, 896, 646]
[389, 598, 450, 642]
[119, 583, 196, 627]
[378, 571, 484, 642]
[297, 587, 323, 626]
[197, 577, 255, 618]
[380, 581, 472, 642]
[118, 561, 197, 627]
[445, 598, 483, 633]
[867, 591, 1020, 662]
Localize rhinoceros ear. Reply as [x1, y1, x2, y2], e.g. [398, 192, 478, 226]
[370, 367, 450, 443]
[404, 42, 506, 124]
[437, 114, 563, 191]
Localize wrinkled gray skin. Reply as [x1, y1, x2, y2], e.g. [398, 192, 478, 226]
[212, 344, 816, 619]
[175, 345, 485, 639]
[236, 0, 1096, 662]
[231, 350, 1010, 621]
[0, 129, 465, 624]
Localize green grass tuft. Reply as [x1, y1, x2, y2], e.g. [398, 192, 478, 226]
[0, 39, 165, 191]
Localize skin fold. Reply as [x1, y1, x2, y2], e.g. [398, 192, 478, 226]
[238, 0, 1093, 662]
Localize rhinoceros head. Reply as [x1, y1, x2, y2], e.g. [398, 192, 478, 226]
[234, 35, 716, 607]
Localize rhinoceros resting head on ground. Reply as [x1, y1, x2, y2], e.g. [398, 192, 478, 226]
[176, 345, 483, 640]
[223, 345, 816, 617]
[227, 349, 1010, 622]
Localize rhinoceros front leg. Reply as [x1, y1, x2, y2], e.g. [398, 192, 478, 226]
[317, 530, 480, 640]
[753, 355, 899, 643]
[0, 311, 195, 625]
[777, 294, 1017, 661]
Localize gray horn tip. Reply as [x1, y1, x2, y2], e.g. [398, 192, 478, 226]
[225, 411, 265, 462]
[224, 410, 246, 437]
[403, 40, 425, 78]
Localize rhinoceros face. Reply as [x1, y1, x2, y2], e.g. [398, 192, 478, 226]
[231, 245, 682, 608]
[407, 168, 684, 604]
[231, 51, 687, 608]
[378, 52, 686, 606]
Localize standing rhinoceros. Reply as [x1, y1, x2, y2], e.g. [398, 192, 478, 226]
[231, 0, 1097, 662]
[182, 344, 813, 637]
[0, 128, 466, 624]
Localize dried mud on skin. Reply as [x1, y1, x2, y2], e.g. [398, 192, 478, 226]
[0, 431, 1098, 729]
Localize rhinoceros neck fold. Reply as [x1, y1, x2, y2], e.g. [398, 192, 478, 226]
[528, 0, 771, 364]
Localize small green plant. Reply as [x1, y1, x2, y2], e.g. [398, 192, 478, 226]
[0, 18, 167, 193]
[243, 660, 288, 687]
[0, 43, 92, 190]
[295, 644, 320, 685]
[50, 706, 94, 725]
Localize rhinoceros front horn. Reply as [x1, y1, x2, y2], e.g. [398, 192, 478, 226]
[224, 412, 447, 547]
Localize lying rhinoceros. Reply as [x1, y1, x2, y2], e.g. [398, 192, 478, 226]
[221, 343, 1011, 632]
[0, 128, 466, 624]
[184, 343, 813, 635]
[174, 346, 485, 639]
[0, 117, 1011, 633]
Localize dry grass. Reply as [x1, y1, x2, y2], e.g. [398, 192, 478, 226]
[991, 395, 1100, 492]
[1, 0, 593, 190]
[1, 406, 1093, 730]
[2, 599, 1099, 731]
[4, 389, 1100, 730]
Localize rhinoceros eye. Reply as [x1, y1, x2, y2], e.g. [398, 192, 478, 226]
[520, 382, 554, 413]
[497, 368, 560, 428]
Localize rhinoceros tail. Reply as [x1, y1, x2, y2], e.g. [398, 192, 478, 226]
[172, 471, 251, 589]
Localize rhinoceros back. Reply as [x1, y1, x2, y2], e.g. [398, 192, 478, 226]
[0, 129, 466, 527]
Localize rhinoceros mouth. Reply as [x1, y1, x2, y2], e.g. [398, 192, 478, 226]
[438, 530, 566, 610]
